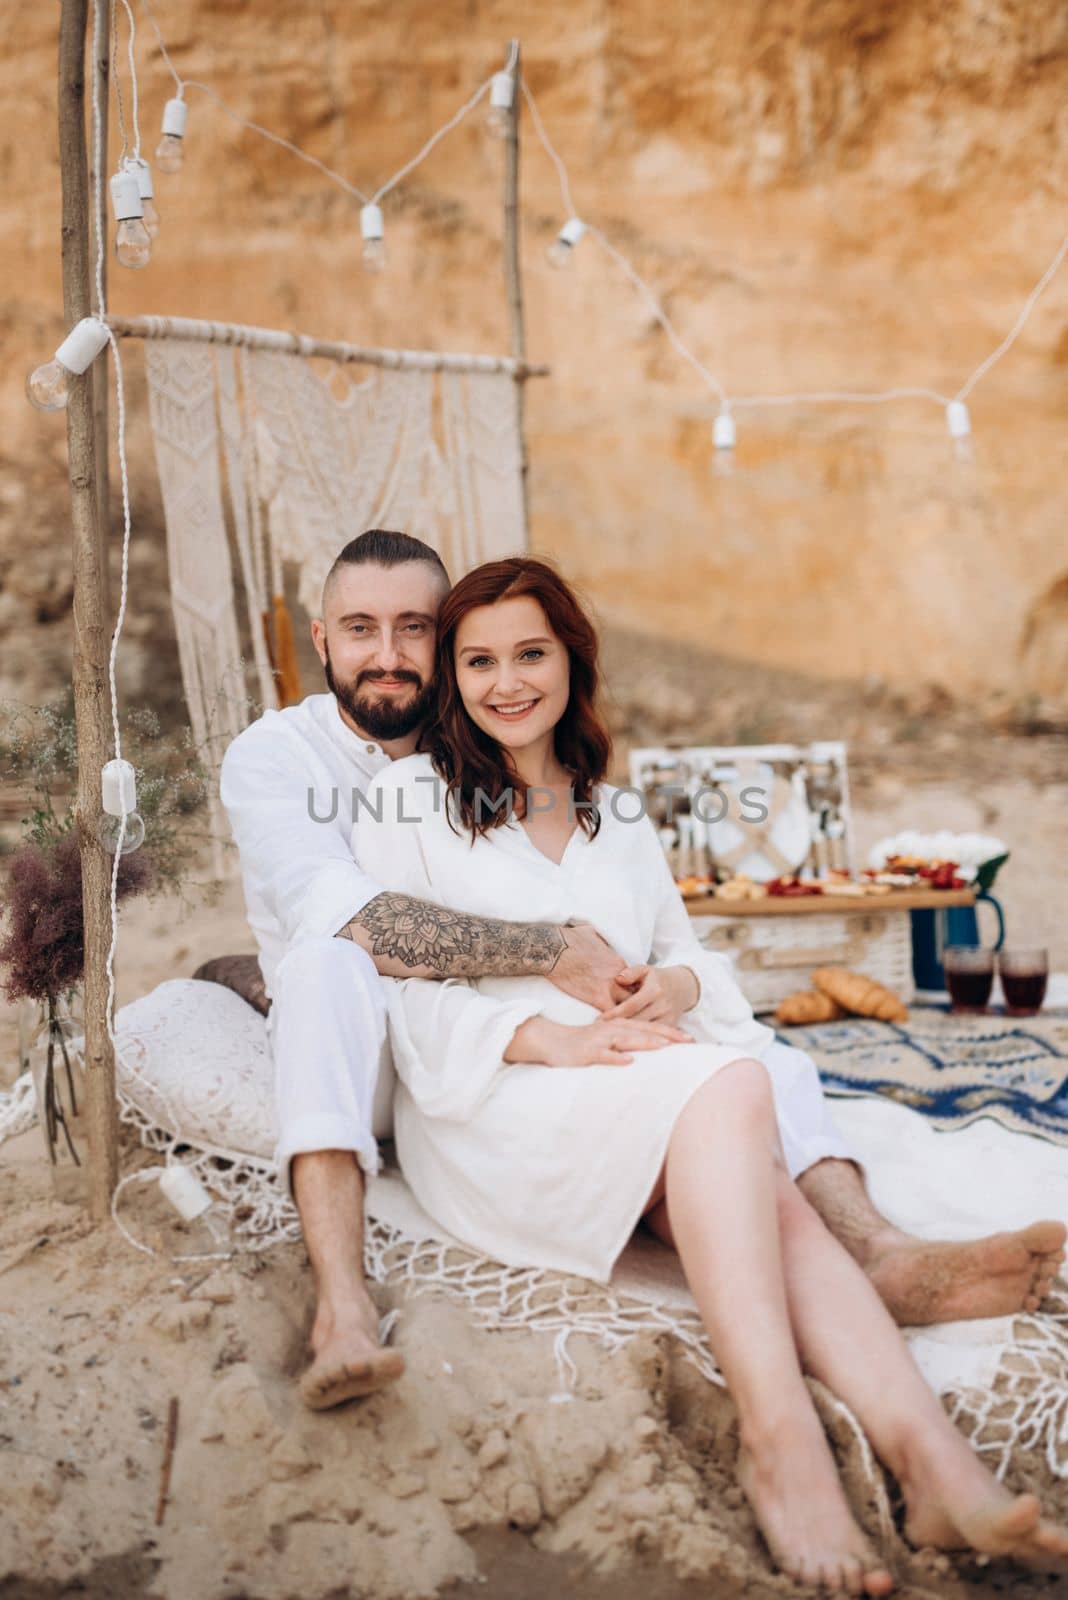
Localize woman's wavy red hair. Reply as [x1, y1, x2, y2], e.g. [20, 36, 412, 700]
[422, 557, 612, 840]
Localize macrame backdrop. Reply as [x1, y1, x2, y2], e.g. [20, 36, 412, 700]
[144, 332, 528, 815]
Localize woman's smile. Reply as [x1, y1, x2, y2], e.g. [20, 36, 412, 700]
[487, 697, 541, 720]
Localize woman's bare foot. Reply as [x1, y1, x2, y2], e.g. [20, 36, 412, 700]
[738, 1421, 895, 1595]
[864, 1221, 1066, 1326]
[300, 1292, 404, 1410]
[898, 1427, 1068, 1566]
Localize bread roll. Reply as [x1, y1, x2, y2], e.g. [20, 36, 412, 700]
[774, 990, 846, 1026]
[811, 967, 908, 1023]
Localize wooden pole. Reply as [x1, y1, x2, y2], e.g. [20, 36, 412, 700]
[105, 313, 549, 376]
[91, 0, 110, 605]
[502, 38, 531, 542]
[59, 0, 119, 1221]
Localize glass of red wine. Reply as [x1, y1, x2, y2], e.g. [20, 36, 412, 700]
[997, 947, 1049, 1017]
[943, 946, 994, 1014]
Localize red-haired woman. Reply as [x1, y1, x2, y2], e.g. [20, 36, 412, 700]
[356, 557, 1068, 1592]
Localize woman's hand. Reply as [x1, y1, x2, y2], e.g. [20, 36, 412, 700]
[601, 964, 700, 1026]
[504, 1013, 693, 1067]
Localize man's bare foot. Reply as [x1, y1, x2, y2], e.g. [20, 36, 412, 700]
[300, 1294, 405, 1411]
[864, 1221, 1066, 1326]
[738, 1422, 895, 1595]
[898, 1428, 1068, 1567]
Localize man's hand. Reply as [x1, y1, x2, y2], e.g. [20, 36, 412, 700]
[546, 920, 629, 1011]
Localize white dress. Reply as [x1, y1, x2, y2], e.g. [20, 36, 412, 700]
[355, 753, 852, 1283]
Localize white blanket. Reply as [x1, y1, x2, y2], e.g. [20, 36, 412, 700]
[18, 971, 1062, 1477]
[366, 1092, 1068, 1404]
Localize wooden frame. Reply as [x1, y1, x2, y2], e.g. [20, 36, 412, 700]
[59, 0, 117, 1221]
[105, 313, 548, 378]
[56, 12, 537, 1220]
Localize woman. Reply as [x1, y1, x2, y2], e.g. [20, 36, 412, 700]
[355, 557, 1068, 1594]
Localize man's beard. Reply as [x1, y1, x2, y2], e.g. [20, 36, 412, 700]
[323, 644, 435, 742]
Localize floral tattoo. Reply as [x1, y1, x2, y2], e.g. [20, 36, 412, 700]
[339, 892, 568, 977]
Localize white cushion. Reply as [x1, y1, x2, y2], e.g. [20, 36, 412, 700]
[114, 979, 276, 1162]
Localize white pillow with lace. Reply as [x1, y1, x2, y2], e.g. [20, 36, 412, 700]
[114, 979, 276, 1162]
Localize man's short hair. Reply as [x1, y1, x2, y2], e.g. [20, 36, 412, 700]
[322, 529, 450, 613]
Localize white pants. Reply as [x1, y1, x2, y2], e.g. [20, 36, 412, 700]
[760, 1038, 857, 1179]
[269, 934, 854, 1196]
[271, 936, 393, 1193]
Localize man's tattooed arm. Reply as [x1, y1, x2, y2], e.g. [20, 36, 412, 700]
[337, 892, 568, 979]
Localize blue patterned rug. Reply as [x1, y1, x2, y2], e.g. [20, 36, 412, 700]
[780, 1006, 1068, 1146]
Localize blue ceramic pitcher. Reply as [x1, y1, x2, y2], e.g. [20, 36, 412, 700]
[910, 893, 1005, 991]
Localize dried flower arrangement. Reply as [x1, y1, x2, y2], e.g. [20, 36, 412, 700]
[0, 699, 210, 1165]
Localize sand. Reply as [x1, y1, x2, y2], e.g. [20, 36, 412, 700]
[4, 932, 1068, 1599]
[6, 1109, 1067, 1600]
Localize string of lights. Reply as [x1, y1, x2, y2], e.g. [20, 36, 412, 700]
[108, 0, 130, 163]
[125, 6, 1068, 464]
[103, 0, 153, 266]
[137, 0, 512, 264]
[113, 0, 161, 237]
[32, 10, 1068, 470]
[520, 77, 1068, 463]
[117, 0, 141, 160]
[92, 0, 144, 1036]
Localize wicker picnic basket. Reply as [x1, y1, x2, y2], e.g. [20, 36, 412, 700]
[627, 740, 915, 1014]
[689, 905, 916, 1015]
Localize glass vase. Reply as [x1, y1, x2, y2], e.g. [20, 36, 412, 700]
[26, 990, 88, 1205]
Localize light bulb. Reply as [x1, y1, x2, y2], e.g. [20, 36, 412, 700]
[712, 411, 736, 475]
[26, 360, 70, 413]
[133, 159, 161, 238]
[98, 810, 146, 854]
[360, 203, 386, 275]
[156, 97, 188, 175]
[110, 169, 151, 269]
[485, 71, 514, 140]
[155, 133, 184, 175]
[116, 217, 151, 269]
[159, 1164, 233, 1258]
[547, 217, 587, 269]
[199, 1205, 233, 1253]
[25, 318, 110, 415]
[99, 758, 144, 853]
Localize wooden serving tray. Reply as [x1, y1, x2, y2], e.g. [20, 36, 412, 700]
[684, 888, 976, 917]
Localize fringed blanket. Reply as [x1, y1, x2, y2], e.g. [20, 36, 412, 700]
[784, 1006, 1068, 1145]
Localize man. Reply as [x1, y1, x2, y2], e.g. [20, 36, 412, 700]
[221, 529, 1064, 1411]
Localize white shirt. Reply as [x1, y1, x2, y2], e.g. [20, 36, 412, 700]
[220, 693, 392, 995]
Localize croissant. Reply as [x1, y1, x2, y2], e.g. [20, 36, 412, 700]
[811, 967, 909, 1023]
[775, 990, 846, 1026]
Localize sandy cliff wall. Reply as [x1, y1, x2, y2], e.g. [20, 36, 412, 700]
[3, 0, 1068, 706]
